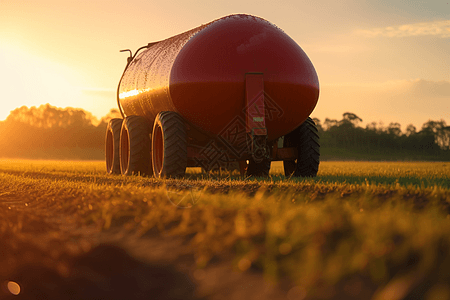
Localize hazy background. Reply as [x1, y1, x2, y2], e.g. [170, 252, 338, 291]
[1, 0, 449, 130]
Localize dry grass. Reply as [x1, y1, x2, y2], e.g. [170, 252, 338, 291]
[1, 159, 450, 299]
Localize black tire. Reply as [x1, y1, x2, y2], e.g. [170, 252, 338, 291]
[105, 118, 123, 174]
[152, 111, 187, 178]
[246, 159, 271, 177]
[283, 117, 320, 177]
[120, 115, 152, 176]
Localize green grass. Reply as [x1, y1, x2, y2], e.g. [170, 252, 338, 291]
[1, 159, 450, 299]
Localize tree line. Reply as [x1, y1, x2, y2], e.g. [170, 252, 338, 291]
[0, 104, 121, 160]
[314, 112, 450, 161]
[0, 105, 449, 160]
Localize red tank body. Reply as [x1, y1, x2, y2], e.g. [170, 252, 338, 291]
[118, 14, 319, 142]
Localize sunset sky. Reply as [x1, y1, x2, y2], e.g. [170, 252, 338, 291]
[1, 0, 449, 130]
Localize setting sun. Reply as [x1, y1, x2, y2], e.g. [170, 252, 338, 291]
[0, 44, 85, 120]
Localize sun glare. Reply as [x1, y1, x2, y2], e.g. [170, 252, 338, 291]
[0, 45, 83, 121]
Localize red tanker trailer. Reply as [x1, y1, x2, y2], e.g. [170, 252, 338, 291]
[105, 14, 320, 178]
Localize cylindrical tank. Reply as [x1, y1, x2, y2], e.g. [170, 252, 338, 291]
[119, 14, 319, 142]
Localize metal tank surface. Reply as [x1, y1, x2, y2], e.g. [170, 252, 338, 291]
[107, 14, 321, 179]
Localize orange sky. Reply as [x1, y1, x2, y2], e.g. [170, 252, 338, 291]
[0, 0, 449, 130]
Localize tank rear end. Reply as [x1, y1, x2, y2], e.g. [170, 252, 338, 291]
[170, 15, 319, 141]
[118, 14, 319, 142]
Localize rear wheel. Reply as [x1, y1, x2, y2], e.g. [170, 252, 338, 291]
[120, 116, 152, 176]
[283, 117, 320, 177]
[105, 118, 123, 174]
[152, 111, 187, 178]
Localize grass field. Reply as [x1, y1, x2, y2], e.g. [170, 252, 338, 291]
[1, 159, 450, 299]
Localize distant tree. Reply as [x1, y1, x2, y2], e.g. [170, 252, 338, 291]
[377, 121, 386, 132]
[439, 126, 450, 150]
[318, 113, 449, 159]
[322, 113, 365, 148]
[366, 122, 377, 132]
[324, 118, 338, 130]
[422, 120, 444, 133]
[7, 104, 97, 128]
[388, 122, 402, 137]
[421, 120, 449, 150]
[100, 109, 122, 125]
[0, 104, 107, 159]
[406, 124, 417, 136]
[341, 112, 362, 127]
